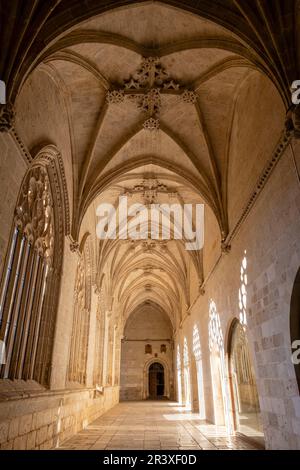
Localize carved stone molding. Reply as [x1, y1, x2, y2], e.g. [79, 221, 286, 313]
[35, 145, 71, 238]
[0, 103, 15, 132]
[11, 128, 32, 164]
[15, 166, 54, 264]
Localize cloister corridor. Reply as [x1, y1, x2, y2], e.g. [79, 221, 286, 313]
[57, 401, 262, 451]
[1, 0, 300, 454]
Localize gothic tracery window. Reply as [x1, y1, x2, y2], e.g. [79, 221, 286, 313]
[192, 324, 201, 361]
[183, 337, 189, 367]
[239, 251, 248, 327]
[0, 166, 54, 382]
[208, 300, 223, 353]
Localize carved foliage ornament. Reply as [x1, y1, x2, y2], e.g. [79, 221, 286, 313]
[15, 167, 54, 264]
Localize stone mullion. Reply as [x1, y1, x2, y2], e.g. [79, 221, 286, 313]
[94, 305, 105, 386]
[77, 307, 85, 383]
[114, 331, 121, 386]
[77, 305, 85, 383]
[99, 309, 106, 385]
[27, 262, 47, 380]
[15, 249, 39, 379]
[84, 309, 90, 383]
[82, 308, 90, 384]
[81, 308, 90, 384]
[0, 234, 25, 378]
[107, 326, 114, 385]
[7, 240, 32, 379]
[22, 255, 44, 380]
[33, 268, 57, 385]
[68, 299, 80, 382]
[0, 227, 18, 328]
[102, 311, 111, 386]
[0, 232, 23, 342]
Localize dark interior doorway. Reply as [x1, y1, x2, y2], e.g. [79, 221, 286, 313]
[149, 362, 165, 398]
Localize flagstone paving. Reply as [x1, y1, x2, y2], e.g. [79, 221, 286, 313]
[58, 401, 263, 450]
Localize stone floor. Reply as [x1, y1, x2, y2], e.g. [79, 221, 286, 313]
[58, 401, 264, 450]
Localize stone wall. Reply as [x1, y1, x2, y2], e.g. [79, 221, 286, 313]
[120, 306, 174, 401]
[0, 383, 119, 450]
[0, 133, 28, 274]
[0, 132, 120, 450]
[176, 138, 300, 449]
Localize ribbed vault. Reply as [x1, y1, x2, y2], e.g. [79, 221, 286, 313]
[3, 1, 292, 332]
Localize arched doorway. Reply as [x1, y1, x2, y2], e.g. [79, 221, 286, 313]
[148, 362, 165, 399]
[228, 320, 263, 439]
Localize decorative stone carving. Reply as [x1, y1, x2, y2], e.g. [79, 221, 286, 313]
[15, 166, 54, 264]
[140, 88, 161, 115]
[74, 256, 85, 304]
[125, 177, 175, 204]
[124, 57, 169, 90]
[0, 103, 15, 132]
[105, 57, 196, 130]
[106, 90, 125, 104]
[143, 117, 160, 131]
[182, 90, 197, 104]
[70, 241, 79, 252]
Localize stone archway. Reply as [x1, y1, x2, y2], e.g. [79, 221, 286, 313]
[148, 362, 165, 398]
[143, 358, 170, 400]
[228, 319, 263, 439]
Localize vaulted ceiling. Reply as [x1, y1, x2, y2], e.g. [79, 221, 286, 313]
[1, 0, 298, 107]
[2, 0, 298, 329]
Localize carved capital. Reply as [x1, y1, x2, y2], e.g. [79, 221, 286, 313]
[0, 103, 15, 132]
